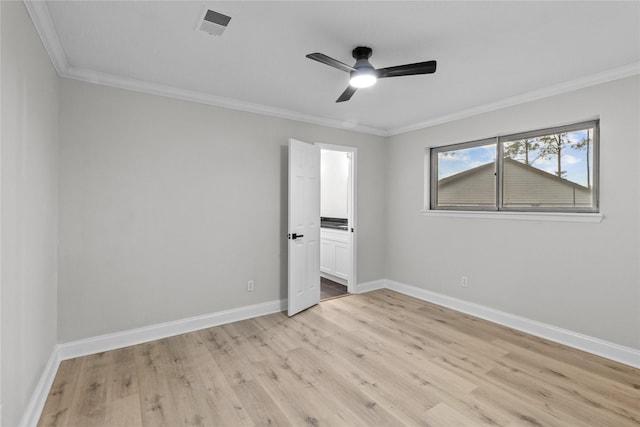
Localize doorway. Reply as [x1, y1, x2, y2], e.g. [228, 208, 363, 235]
[317, 143, 356, 299]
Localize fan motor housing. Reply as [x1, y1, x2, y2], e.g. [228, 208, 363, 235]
[352, 46, 373, 60]
[352, 47, 375, 73]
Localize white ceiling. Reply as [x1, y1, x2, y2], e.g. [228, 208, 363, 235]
[29, 1, 640, 135]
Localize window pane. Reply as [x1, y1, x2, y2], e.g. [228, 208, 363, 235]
[435, 142, 496, 208]
[502, 126, 595, 209]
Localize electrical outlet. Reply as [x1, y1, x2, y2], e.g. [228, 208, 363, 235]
[247, 280, 255, 292]
[461, 276, 469, 288]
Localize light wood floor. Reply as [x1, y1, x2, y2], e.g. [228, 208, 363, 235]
[38, 289, 640, 426]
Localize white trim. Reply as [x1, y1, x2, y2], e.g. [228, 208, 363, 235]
[354, 279, 387, 294]
[59, 62, 640, 139]
[420, 210, 604, 223]
[18, 348, 61, 427]
[61, 66, 388, 136]
[388, 61, 640, 136]
[58, 299, 286, 360]
[22, 1, 68, 75]
[315, 143, 357, 153]
[384, 279, 640, 369]
[23, 0, 640, 138]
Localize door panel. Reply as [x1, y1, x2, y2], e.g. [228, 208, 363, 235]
[334, 243, 349, 279]
[320, 240, 333, 273]
[288, 139, 320, 316]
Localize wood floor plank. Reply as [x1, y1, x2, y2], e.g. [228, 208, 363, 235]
[133, 340, 184, 427]
[156, 335, 239, 426]
[37, 356, 85, 427]
[222, 318, 285, 363]
[38, 290, 640, 426]
[285, 346, 406, 426]
[101, 394, 143, 427]
[486, 363, 639, 426]
[231, 380, 292, 427]
[494, 339, 640, 417]
[66, 352, 112, 426]
[252, 351, 369, 426]
[355, 299, 508, 372]
[299, 328, 442, 426]
[471, 378, 589, 427]
[323, 306, 480, 396]
[105, 346, 139, 400]
[314, 328, 508, 426]
[425, 402, 485, 426]
[319, 312, 515, 426]
[197, 326, 259, 387]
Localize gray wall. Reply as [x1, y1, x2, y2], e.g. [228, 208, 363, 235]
[1, 2, 60, 426]
[385, 76, 640, 350]
[58, 79, 387, 342]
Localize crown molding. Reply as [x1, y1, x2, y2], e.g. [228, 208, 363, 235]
[23, 1, 640, 139]
[61, 66, 388, 136]
[23, 0, 68, 74]
[386, 61, 640, 136]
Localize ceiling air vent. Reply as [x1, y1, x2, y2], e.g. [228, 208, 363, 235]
[198, 9, 231, 36]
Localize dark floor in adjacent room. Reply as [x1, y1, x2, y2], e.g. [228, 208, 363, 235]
[321, 277, 348, 300]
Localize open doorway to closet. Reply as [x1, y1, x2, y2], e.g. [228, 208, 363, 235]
[318, 143, 356, 300]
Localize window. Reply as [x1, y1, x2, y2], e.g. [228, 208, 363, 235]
[430, 121, 599, 213]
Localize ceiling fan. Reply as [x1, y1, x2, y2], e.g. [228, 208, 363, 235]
[306, 46, 437, 102]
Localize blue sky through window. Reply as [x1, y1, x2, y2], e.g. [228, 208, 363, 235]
[438, 143, 496, 180]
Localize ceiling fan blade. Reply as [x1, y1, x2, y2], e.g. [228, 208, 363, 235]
[336, 86, 357, 103]
[376, 60, 437, 78]
[306, 53, 355, 73]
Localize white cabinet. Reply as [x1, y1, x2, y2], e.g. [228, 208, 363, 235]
[320, 228, 349, 281]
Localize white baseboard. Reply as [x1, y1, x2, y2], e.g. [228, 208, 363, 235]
[354, 279, 387, 294]
[385, 279, 640, 368]
[19, 348, 61, 427]
[35, 278, 387, 365]
[58, 299, 286, 361]
[53, 279, 391, 362]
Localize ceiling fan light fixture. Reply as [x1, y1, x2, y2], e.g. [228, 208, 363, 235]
[350, 70, 377, 88]
[306, 45, 436, 102]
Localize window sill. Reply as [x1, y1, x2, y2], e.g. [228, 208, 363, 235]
[420, 210, 603, 223]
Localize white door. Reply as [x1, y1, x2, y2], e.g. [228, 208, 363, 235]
[288, 139, 321, 316]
